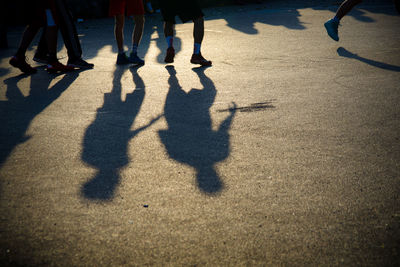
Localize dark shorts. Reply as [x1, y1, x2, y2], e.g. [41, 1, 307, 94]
[159, 0, 204, 24]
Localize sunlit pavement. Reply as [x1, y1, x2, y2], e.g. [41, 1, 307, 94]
[1, 1, 400, 266]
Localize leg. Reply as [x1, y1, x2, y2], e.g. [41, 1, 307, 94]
[43, 8, 75, 73]
[191, 16, 211, 66]
[324, 0, 362, 41]
[164, 21, 174, 39]
[9, 24, 41, 74]
[129, 14, 145, 65]
[15, 24, 41, 57]
[34, 27, 49, 62]
[193, 16, 204, 45]
[163, 21, 175, 63]
[336, 0, 363, 20]
[55, 0, 82, 61]
[115, 14, 125, 53]
[132, 14, 144, 46]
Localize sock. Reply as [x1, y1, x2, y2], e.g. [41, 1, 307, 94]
[131, 44, 138, 54]
[166, 36, 173, 48]
[333, 16, 340, 23]
[194, 43, 201, 55]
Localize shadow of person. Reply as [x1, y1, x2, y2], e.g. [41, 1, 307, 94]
[223, 8, 305, 34]
[337, 47, 400, 72]
[159, 66, 236, 195]
[81, 65, 161, 201]
[0, 70, 80, 168]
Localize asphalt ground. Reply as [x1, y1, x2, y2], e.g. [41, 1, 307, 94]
[1, 1, 400, 266]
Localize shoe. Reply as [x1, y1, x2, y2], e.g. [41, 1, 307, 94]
[164, 47, 175, 63]
[324, 19, 339, 41]
[47, 60, 75, 73]
[67, 58, 94, 69]
[33, 53, 49, 64]
[9, 56, 37, 74]
[116, 52, 130, 65]
[129, 52, 145, 65]
[190, 53, 212, 66]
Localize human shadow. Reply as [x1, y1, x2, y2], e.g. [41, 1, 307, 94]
[159, 66, 236, 195]
[0, 70, 81, 168]
[337, 47, 400, 72]
[223, 8, 305, 34]
[81, 65, 161, 200]
[312, 0, 399, 22]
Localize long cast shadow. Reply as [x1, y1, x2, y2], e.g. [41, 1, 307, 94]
[0, 71, 80, 168]
[81, 66, 160, 200]
[159, 66, 236, 195]
[337, 47, 400, 72]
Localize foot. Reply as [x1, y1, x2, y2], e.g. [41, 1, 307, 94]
[67, 58, 94, 69]
[190, 53, 212, 66]
[116, 52, 130, 65]
[47, 60, 75, 73]
[164, 47, 175, 63]
[129, 52, 145, 65]
[33, 53, 49, 64]
[9, 56, 37, 74]
[324, 19, 339, 41]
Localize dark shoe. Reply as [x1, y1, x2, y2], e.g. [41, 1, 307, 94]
[9, 56, 37, 74]
[324, 19, 340, 41]
[33, 53, 49, 64]
[129, 52, 145, 65]
[47, 60, 75, 73]
[67, 58, 94, 69]
[164, 47, 175, 63]
[190, 53, 212, 66]
[116, 52, 130, 65]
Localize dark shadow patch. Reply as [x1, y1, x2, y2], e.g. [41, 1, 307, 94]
[159, 66, 236, 195]
[337, 47, 400, 72]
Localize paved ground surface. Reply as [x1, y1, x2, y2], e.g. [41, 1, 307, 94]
[1, 1, 400, 266]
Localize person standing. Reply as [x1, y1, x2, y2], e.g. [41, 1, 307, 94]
[324, 0, 363, 41]
[110, 0, 145, 65]
[159, 0, 212, 66]
[33, 0, 94, 69]
[9, 0, 74, 74]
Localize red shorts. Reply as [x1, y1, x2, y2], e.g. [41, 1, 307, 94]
[109, 0, 144, 16]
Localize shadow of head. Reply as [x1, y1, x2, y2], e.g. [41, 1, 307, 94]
[81, 169, 119, 200]
[196, 166, 223, 194]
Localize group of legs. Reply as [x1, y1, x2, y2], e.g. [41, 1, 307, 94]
[112, 0, 211, 67]
[9, 0, 211, 74]
[9, 0, 94, 74]
[9, 0, 384, 74]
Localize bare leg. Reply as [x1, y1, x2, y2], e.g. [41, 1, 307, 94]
[132, 15, 144, 46]
[114, 14, 125, 52]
